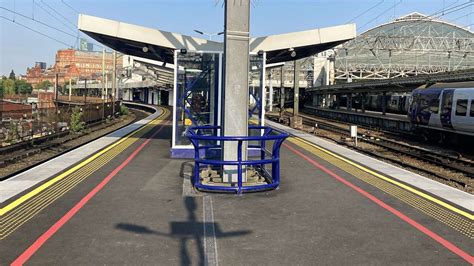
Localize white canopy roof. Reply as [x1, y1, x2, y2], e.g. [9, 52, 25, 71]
[78, 14, 356, 63]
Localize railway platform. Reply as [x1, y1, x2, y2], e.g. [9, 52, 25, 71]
[0, 106, 473, 265]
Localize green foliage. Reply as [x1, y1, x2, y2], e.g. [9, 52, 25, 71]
[9, 70, 16, 80]
[15, 80, 33, 94]
[3, 79, 16, 95]
[119, 105, 130, 116]
[0, 80, 4, 98]
[36, 80, 53, 91]
[70, 107, 85, 133]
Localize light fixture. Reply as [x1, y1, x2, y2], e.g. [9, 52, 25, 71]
[180, 48, 187, 55]
[142, 46, 149, 53]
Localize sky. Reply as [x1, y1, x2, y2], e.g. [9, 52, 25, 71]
[0, 0, 472, 75]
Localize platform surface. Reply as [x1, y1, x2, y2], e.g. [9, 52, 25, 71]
[0, 104, 161, 204]
[1, 108, 472, 265]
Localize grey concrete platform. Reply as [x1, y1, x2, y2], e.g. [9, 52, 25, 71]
[0, 103, 162, 204]
[266, 119, 474, 212]
[1, 115, 472, 265]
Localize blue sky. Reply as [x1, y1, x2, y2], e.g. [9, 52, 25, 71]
[1, 0, 472, 75]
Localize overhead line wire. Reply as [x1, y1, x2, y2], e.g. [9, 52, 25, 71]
[60, 0, 79, 14]
[40, 0, 76, 28]
[0, 15, 73, 48]
[358, 0, 402, 31]
[0, 7, 78, 38]
[33, 0, 76, 33]
[346, 0, 385, 24]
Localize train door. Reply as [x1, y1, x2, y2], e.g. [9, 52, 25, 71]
[451, 89, 471, 132]
[440, 89, 454, 128]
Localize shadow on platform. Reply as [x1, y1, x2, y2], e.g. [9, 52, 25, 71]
[115, 196, 251, 265]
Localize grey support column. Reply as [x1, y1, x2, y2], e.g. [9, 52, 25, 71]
[268, 71, 273, 112]
[280, 66, 285, 112]
[361, 93, 366, 113]
[382, 91, 387, 115]
[293, 60, 300, 116]
[222, 0, 250, 183]
[347, 93, 352, 111]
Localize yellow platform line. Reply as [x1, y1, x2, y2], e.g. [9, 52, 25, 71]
[0, 137, 134, 239]
[1, 139, 130, 228]
[289, 137, 474, 221]
[0, 108, 168, 216]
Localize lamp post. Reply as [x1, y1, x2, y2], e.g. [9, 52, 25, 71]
[193, 30, 224, 41]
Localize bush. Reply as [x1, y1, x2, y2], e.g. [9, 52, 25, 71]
[70, 107, 85, 133]
[120, 105, 130, 116]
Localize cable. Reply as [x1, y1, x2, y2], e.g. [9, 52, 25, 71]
[33, 0, 76, 33]
[0, 7, 78, 38]
[358, 0, 402, 31]
[346, 0, 385, 24]
[40, 0, 76, 28]
[0, 15, 73, 47]
[61, 0, 79, 14]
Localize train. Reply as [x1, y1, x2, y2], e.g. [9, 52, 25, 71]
[331, 93, 411, 114]
[302, 82, 474, 138]
[408, 82, 474, 137]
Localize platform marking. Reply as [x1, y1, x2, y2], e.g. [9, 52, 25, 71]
[288, 137, 474, 239]
[0, 108, 168, 216]
[289, 137, 474, 221]
[10, 113, 169, 266]
[0, 109, 168, 216]
[203, 196, 218, 266]
[0, 138, 134, 239]
[0, 109, 169, 239]
[284, 142, 474, 264]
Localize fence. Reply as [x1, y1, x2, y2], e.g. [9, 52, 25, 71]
[1, 101, 121, 146]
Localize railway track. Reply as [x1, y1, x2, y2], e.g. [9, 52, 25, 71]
[276, 112, 473, 189]
[0, 109, 147, 181]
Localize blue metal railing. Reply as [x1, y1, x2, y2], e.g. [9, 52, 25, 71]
[186, 125, 289, 194]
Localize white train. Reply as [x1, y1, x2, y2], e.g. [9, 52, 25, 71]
[408, 82, 474, 136]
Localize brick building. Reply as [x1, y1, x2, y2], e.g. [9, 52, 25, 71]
[26, 49, 122, 88]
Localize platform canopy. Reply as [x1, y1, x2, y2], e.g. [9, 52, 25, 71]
[78, 14, 356, 64]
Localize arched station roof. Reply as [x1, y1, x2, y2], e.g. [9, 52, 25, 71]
[335, 12, 474, 80]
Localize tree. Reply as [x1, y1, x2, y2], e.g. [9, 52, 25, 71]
[15, 80, 33, 95]
[9, 70, 16, 80]
[3, 79, 16, 95]
[70, 106, 85, 133]
[36, 80, 53, 91]
[0, 80, 4, 98]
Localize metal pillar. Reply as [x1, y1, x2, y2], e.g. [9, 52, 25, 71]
[102, 48, 105, 100]
[112, 51, 117, 115]
[382, 92, 387, 115]
[222, 0, 250, 183]
[347, 93, 352, 111]
[268, 71, 273, 112]
[280, 66, 285, 112]
[68, 78, 72, 101]
[293, 60, 300, 116]
[54, 73, 59, 100]
[361, 93, 366, 113]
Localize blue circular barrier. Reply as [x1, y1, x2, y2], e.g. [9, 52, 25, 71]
[186, 125, 289, 194]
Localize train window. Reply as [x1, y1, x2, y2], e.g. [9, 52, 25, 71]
[455, 99, 468, 116]
[471, 100, 474, 117]
[429, 99, 439, 114]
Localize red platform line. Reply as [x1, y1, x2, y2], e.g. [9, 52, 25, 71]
[11, 123, 166, 266]
[283, 142, 474, 265]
